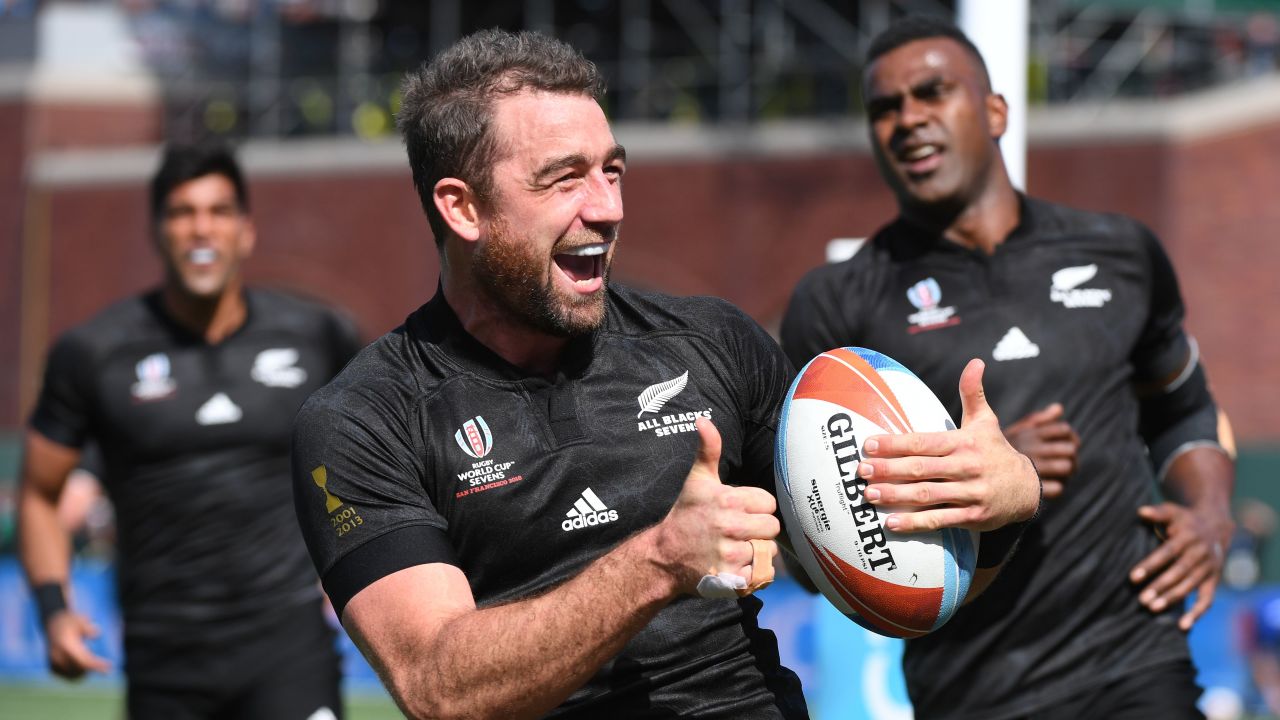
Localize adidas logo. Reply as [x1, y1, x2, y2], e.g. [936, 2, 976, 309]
[561, 487, 619, 532]
[196, 392, 243, 425]
[993, 327, 1041, 361]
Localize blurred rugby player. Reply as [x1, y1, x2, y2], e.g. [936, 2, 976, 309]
[19, 144, 361, 719]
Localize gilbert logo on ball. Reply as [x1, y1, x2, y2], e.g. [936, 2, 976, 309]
[775, 347, 977, 638]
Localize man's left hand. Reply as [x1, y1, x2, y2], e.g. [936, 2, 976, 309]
[859, 358, 1040, 533]
[1130, 501, 1233, 631]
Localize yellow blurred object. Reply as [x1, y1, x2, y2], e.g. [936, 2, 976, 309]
[352, 102, 389, 138]
[203, 100, 237, 134]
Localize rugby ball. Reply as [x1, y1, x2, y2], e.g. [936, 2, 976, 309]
[775, 347, 977, 638]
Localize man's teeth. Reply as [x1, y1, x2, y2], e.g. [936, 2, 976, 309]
[905, 145, 937, 161]
[562, 243, 609, 257]
[189, 248, 217, 263]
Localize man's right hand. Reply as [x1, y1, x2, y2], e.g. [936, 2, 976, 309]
[1004, 403, 1079, 499]
[44, 610, 111, 679]
[651, 417, 780, 596]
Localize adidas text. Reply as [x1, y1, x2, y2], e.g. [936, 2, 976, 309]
[562, 509, 619, 532]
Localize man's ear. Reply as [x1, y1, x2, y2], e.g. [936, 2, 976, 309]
[987, 92, 1009, 140]
[237, 218, 257, 259]
[434, 178, 482, 242]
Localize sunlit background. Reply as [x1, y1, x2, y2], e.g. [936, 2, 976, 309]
[2, 1, 1280, 718]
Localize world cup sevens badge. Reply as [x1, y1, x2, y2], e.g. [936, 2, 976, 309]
[906, 277, 960, 333]
[131, 352, 177, 401]
[453, 416, 522, 500]
[455, 416, 493, 459]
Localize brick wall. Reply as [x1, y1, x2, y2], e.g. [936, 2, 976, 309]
[7, 121, 1279, 440]
[0, 102, 26, 431]
[1163, 126, 1280, 441]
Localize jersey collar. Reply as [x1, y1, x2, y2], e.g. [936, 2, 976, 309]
[411, 287, 597, 382]
[882, 192, 1043, 259]
[144, 288, 255, 346]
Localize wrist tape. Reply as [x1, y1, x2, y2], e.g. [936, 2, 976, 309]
[696, 539, 776, 599]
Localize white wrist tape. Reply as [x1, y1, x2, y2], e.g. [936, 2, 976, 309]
[696, 539, 775, 599]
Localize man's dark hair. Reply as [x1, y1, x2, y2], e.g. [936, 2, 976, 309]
[397, 28, 606, 247]
[150, 144, 249, 223]
[865, 14, 991, 87]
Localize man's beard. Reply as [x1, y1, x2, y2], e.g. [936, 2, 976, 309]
[472, 215, 614, 338]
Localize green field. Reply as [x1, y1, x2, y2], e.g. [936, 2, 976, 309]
[0, 683, 404, 719]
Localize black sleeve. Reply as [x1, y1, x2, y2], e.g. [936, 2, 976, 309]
[292, 383, 455, 616]
[1131, 227, 1224, 474]
[29, 332, 97, 449]
[77, 442, 105, 478]
[780, 266, 858, 374]
[1130, 226, 1194, 386]
[724, 306, 796, 493]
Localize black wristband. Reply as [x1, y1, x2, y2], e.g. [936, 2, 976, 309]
[976, 474, 1044, 569]
[33, 582, 68, 627]
[976, 520, 1029, 568]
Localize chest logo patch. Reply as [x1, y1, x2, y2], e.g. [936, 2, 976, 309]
[637, 371, 689, 417]
[252, 348, 308, 388]
[131, 353, 177, 402]
[453, 416, 523, 499]
[455, 416, 493, 459]
[635, 371, 712, 438]
[906, 278, 961, 333]
[1050, 264, 1112, 308]
[196, 392, 243, 425]
[993, 327, 1041, 362]
[562, 487, 619, 532]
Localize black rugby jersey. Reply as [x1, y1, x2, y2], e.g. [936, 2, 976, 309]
[31, 288, 361, 643]
[781, 196, 1200, 720]
[292, 286, 808, 719]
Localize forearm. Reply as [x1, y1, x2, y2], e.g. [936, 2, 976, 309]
[1163, 446, 1233, 521]
[377, 528, 678, 720]
[18, 485, 73, 591]
[18, 431, 80, 593]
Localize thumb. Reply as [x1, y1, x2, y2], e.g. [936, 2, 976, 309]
[69, 641, 111, 674]
[1006, 402, 1063, 434]
[1024, 402, 1065, 425]
[76, 614, 100, 639]
[958, 358, 993, 427]
[693, 417, 723, 483]
[1137, 503, 1174, 523]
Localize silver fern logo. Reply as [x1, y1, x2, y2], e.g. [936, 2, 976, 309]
[636, 371, 689, 418]
[1050, 264, 1112, 308]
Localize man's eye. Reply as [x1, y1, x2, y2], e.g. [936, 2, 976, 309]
[867, 100, 896, 120]
[916, 83, 945, 100]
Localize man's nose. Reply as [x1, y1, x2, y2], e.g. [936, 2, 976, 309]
[580, 170, 623, 226]
[899, 95, 930, 128]
[192, 209, 216, 238]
